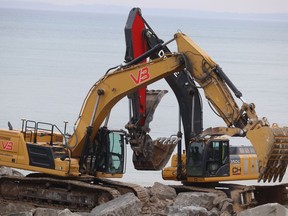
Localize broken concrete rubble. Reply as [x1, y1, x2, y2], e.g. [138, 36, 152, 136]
[34, 208, 59, 216]
[0, 187, 287, 216]
[238, 203, 288, 216]
[165, 191, 234, 216]
[0, 202, 35, 215]
[34, 208, 81, 216]
[149, 182, 177, 200]
[0, 167, 287, 216]
[0, 166, 23, 177]
[90, 192, 142, 216]
[172, 192, 218, 210]
[167, 205, 209, 216]
[145, 182, 177, 215]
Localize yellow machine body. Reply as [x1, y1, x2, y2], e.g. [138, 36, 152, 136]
[163, 137, 259, 183]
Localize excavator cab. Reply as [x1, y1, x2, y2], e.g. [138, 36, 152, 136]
[187, 138, 230, 178]
[91, 127, 126, 176]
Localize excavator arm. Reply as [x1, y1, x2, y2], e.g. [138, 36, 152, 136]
[124, 8, 203, 170]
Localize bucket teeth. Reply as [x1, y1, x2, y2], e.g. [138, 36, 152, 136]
[248, 125, 288, 183]
[279, 170, 285, 182]
[265, 136, 288, 182]
[268, 141, 287, 182]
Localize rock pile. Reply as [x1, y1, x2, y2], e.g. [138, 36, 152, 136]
[1, 182, 287, 216]
[0, 167, 287, 216]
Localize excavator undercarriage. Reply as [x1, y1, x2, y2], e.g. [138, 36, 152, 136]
[0, 174, 149, 211]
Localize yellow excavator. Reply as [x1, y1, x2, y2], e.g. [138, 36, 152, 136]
[0, 7, 287, 211]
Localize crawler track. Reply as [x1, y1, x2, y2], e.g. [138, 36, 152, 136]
[0, 174, 149, 211]
[94, 178, 149, 203]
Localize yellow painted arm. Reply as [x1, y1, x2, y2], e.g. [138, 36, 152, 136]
[68, 55, 183, 157]
[175, 33, 245, 128]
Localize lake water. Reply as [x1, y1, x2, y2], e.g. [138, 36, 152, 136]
[0, 8, 287, 186]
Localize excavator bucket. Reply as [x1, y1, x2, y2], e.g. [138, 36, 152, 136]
[133, 135, 178, 170]
[247, 123, 288, 182]
[128, 90, 178, 170]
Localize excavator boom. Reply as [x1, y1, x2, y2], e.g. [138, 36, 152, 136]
[67, 54, 183, 157]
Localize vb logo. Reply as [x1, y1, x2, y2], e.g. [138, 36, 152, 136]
[130, 67, 150, 85]
[1, 141, 13, 151]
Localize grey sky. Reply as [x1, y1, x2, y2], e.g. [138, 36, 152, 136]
[5, 0, 288, 14]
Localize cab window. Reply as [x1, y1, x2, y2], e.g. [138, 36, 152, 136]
[108, 132, 125, 173]
[187, 142, 204, 177]
[206, 140, 229, 176]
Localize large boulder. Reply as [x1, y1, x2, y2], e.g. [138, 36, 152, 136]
[34, 208, 81, 216]
[165, 191, 233, 216]
[58, 209, 82, 216]
[0, 205, 84, 216]
[238, 203, 288, 216]
[0, 202, 35, 215]
[149, 182, 177, 200]
[89, 192, 142, 216]
[5, 212, 33, 216]
[173, 192, 218, 210]
[218, 198, 234, 215]
[146, 182, 177, 215]
[167, 205, 209, 216]
[0, 166, 23, 176]
[34, 208, 59, 216]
